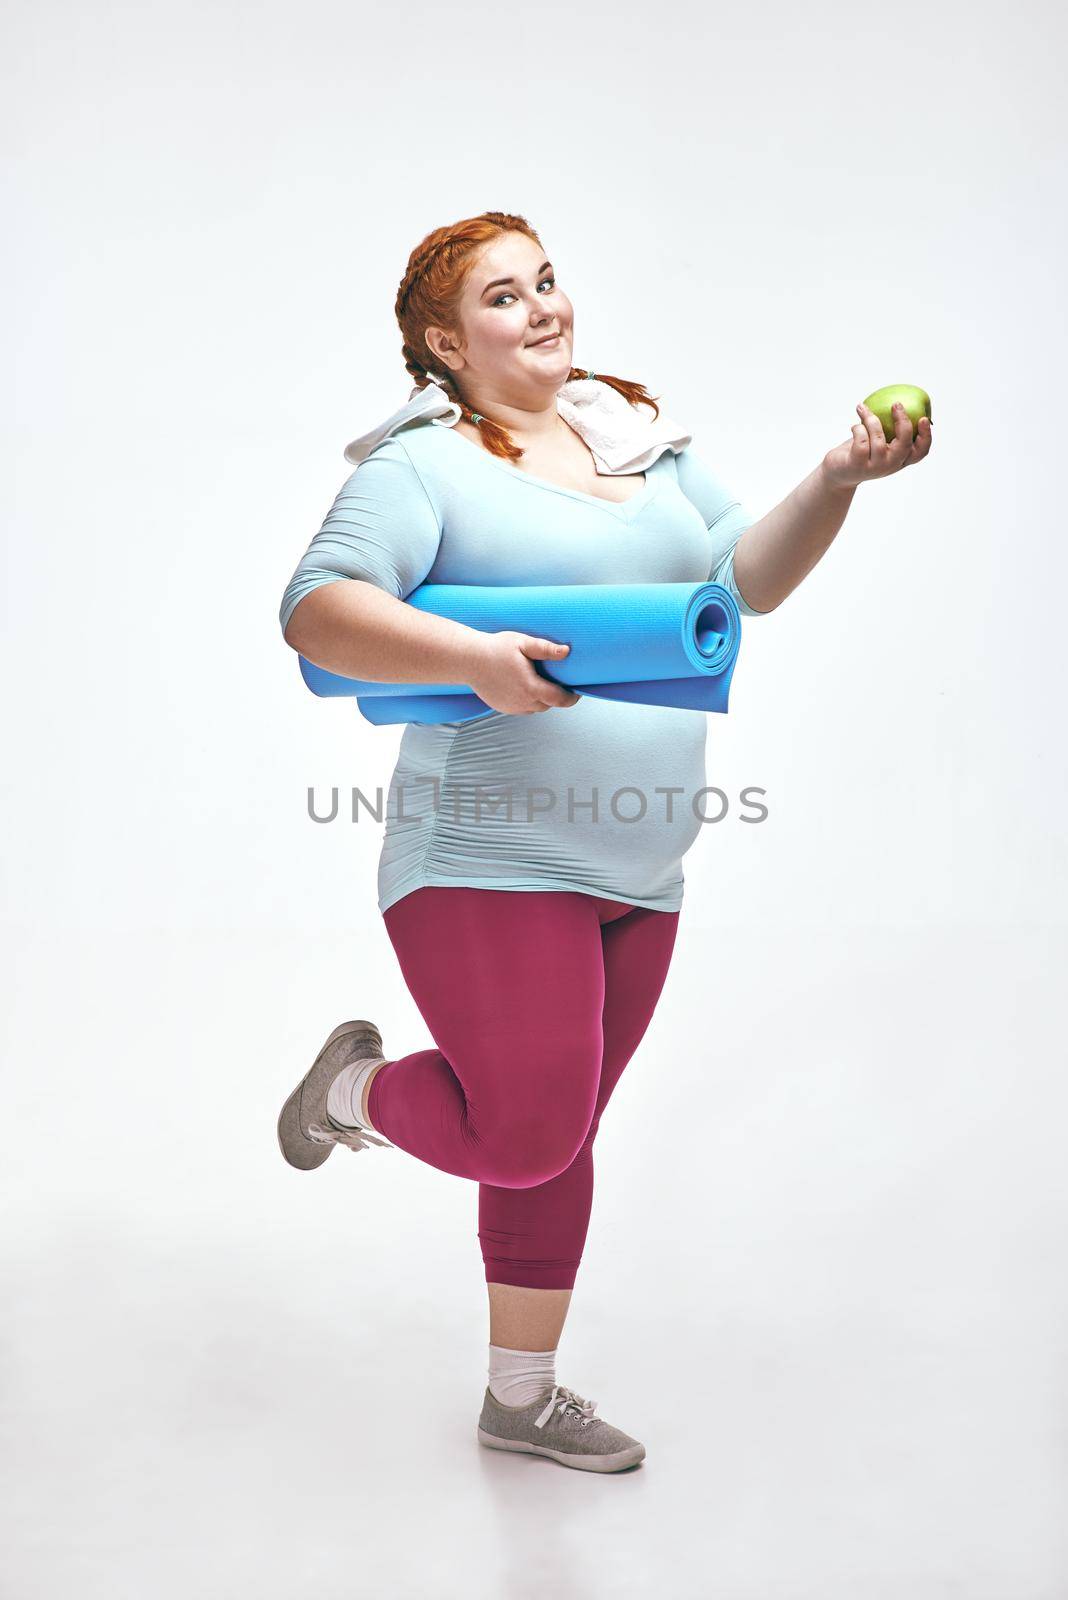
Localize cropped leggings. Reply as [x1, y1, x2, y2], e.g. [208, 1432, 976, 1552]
[370, 886, 681, 1291]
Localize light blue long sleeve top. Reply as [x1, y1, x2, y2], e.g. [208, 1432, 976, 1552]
[279, 418, 766, 916]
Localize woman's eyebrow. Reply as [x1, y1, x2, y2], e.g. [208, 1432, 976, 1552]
[480, 261, 552, 297]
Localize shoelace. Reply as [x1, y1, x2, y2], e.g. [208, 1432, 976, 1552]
[306, 1121, 391, 1153]
[534, 1384, 599, 1431]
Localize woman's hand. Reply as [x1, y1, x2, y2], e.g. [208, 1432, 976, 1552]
[467, 632, 582, 716]
[821, 401, 934, 491]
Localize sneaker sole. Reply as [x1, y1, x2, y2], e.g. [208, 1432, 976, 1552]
[277, 1019, 384, 1171]
[476, 1426, 645, 1473]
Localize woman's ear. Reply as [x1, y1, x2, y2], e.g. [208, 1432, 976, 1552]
[425, 325, 464, 374]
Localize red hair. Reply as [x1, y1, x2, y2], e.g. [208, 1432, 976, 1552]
[395, 210, 660, 464]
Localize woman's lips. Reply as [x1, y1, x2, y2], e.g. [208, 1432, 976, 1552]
[527, 334, 562, 349]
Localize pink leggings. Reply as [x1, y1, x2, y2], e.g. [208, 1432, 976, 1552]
[371, 887, 681, 1291]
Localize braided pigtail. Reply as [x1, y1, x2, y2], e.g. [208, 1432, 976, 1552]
[440, 369, 527, 462]
[394, 213, 661, 462]
[573, 369, 661, 423]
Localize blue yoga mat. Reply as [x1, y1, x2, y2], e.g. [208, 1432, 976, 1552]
[297, 581, 742, 726]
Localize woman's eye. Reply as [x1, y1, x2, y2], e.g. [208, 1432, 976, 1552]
[493, 277, 556, 307]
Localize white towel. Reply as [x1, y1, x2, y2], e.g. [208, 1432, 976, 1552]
[342, 377, 692, 475]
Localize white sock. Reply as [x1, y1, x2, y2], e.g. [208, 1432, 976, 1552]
[488, 1344, 557, 1407]
[326, 1056, 385, 1133]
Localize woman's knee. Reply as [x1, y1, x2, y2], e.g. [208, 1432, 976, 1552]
[475, 1108, 591, 1189]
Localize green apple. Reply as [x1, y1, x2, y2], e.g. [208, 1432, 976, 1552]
[861, 383, 932, 442]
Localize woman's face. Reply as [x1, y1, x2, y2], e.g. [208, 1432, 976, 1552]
[426, 232, 575, 401]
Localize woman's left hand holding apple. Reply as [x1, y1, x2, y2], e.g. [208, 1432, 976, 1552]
[821, 401, 934, 491]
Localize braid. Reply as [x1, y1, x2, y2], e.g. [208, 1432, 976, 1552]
[395, 235, 447, 323]
[401, 342, 434, 387]
[394, 213, 661, 461]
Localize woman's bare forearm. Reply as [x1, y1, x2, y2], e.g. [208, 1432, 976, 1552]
[731, 463, 858, 612]
[282, 579, 489, 684]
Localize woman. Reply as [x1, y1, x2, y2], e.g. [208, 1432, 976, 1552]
[275, 210, 933, 1474]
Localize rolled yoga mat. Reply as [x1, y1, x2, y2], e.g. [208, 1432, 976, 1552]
[298, 580, 742, 727]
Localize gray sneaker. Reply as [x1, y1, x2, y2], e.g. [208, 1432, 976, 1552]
[277, 1019, 392, 1170]
[477, 1383, 646, 1473]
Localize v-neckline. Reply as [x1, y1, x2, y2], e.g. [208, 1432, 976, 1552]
[439, 422, 659, 522]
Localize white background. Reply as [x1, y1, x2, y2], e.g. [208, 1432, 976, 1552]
[4, 1, 1066, 1595]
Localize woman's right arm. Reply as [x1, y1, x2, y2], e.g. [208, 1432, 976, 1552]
[283, 576, 489, 685]
[279, 437, 577, 714]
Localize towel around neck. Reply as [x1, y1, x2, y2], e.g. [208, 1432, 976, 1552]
[342, 377, 693, 476]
